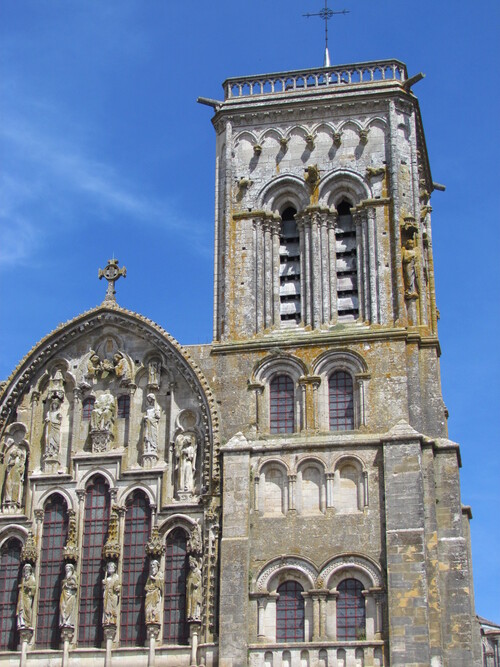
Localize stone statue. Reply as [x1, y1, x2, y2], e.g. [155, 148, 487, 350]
[175, 432, 197, 495]
[91, 391, 115, 432]
[44, 398, 62, 459]
[3, 445, 26, 508]
[87, 353, 102, 377]
[17, 563, 36, 629]
[187, 521, 202, 555]
[186, 556, 202, 620]
[148, 359, 161, 387]
[143, 393, 160, 455]
[102, 560, 120, 625]
[144, 559, 163, 624]
[59, 562, 78, 628]
[113, 352, 126, 379]
[402, 238, 420, 298]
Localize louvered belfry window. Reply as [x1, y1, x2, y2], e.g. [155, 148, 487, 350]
[36, 494, 68, 648]
[120, 491, 151, 646]
[78, 475, 110, 647]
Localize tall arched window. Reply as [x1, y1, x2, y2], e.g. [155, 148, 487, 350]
[329, 371, 354, 431]
[117, 395, 130, 419]
[82, 397, 95, 420]
[0, 538, 22, 650]
[337, 578, 365, 640]
[279, 206, 301, 325]
[270, 374, 295, 434]
[120, 491, 151, 646]
[336, 200, 358, 320]
[36, 494, 69, 648]
[163, 528, 189, 644]
[276, 581, 305, 642]
[78, 475, 110, 647]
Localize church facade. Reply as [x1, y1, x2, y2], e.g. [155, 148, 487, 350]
[0, 59, 490, 667]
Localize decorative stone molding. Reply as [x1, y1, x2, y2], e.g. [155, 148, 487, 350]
[255, 556, 317, 593]
[318, 554, 383, 589]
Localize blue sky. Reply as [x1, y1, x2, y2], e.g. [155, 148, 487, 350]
[1, 0, 499, 620]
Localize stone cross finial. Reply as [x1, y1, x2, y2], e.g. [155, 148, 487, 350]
[98, 259, 126, 304]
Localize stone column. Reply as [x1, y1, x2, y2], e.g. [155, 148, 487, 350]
[254, 216, 265, 333]
[366, 206, 379, 323]
[263, 220, 273, 329]
[296, 215, 311, 326]
[253, 474, 260, 512]
[247, 382, 264, 434]
[19, 628, 33, 667]
[61, 627, 74, 667]
[219, 433, 251, 667]
[326, 473, 335, 509]
[287, 474, 296, 512]
[383, 426, 431, 666]
[270, 218, 281, 327]
[103, 624, 116, 667]
[257, 597, 266, 639]
[327, 211, 338, 323]
[311, 593, 320, 641]
[189, 620, 202, 667]
[353, 207, 367, 321]
[146, 623, 160, 667]
[325, 591, 339, 640]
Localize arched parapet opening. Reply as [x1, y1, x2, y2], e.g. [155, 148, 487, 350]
[0, 524, 29, 550]
[76, 467, 117, 494]
[36, 486, 75, 514]
[258, 175, 309, 214]
[118, 482, 156, 508]
[318, 553, 383, 590]
[254, 556, 317, 594]
[318, 169, 372, 208]
[157, 513, 198, 541]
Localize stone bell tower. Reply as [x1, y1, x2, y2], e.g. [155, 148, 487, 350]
[210, 61, 438, 344]
[201, 60, 481, 667]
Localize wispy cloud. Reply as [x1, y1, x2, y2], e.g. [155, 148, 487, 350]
[0, 98, 210, 267]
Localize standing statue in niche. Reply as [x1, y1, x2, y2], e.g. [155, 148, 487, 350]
[16, 563, 36, 629]
[148, 359, 161, 388]
[175, 432, 197, 496]
[402, 238, 420, 298]
[44, 398, 62, 460]
[59, 562, 78, 628]
[143, 394, 161, 455]
[144, 559, 163, 624]
[91, 391, 115, 432]
[3, 445, 26, 509]
[186, 556, 202, 620]
[102, 560, 120, 625]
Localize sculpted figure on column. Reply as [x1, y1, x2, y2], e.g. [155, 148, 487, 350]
[16, 563, 36, 629]
[44, 398, 62, 458]
[102, 560, 120, 625]
[59, 562, 78, 628]
[402, 238, 420, 298]
[175, 432, 197, 494]
[145, 559, 163, 624]
[3, 445, 26, 508]
[186, 556, 202, 620]
[143, 393, 161, 454]
[91, 391, 115, 432]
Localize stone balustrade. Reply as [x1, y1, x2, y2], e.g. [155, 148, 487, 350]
[223, 60, 407, 99]
[248, 641, 386, 667]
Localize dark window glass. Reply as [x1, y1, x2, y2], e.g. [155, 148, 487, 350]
[337, 578, 365, 640]
[78, 476, 110, 647]
[117, 395, 130, 419]
[0, 538, 22, 650]
[82, 397, 95, 420]
[120, 491, 151, 646]
[163, 528, 188, 644]
[329, 371, 354, 431]
[276, 581, 304, 642]
[270, 375, 295, 434]
[36, 495, 68, 648]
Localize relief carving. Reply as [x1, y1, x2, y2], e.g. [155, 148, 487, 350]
[2, 444, 27, 512]
[186, 556, 202, 621]
[142, 393, 160, 468]
[17, 563, 36, 629]
[175, 432, 197, 499]
[102, 560, 120, 625]
[145, 559, 163, 624]
[59, 563, 78, 628]
[43, 397, 62, 471]
[90, 390, 115, 452]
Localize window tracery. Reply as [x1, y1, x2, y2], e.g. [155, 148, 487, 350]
[0, 537, 22, 650]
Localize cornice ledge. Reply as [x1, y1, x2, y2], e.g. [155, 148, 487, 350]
[358, 197, 391, 207]
[232, 210, 279, 221]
